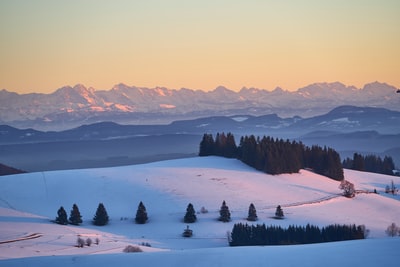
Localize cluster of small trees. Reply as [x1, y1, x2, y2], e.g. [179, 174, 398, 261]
[229, 223, 366, 246]
[342, 153, 395, 175]
[386, 222, 400, 237]
[199, 133, 344, 181]
[76, 236, 99, 248]
[55, 202, 149, 226]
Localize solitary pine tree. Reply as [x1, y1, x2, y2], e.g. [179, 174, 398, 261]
[69, 203, 82, 225]
[55, 206, 68, 225]
[247, 203, 258, 221]
[275, 205, 284, 219]
[93, 203, 109, 226]
[219, 200, 231, 222]
[135, 201, 148, 224]
[184, 203, 197, 223]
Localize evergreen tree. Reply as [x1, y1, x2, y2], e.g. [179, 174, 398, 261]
[224, 132, 238, 158]
[352, 153, 365, 171]
[184, 203, 197, 223]
[275, 205, 284, 219]
[55, 206, 68, 225]
[93, 203, 109, 226]
[135, 201, 148, 224]
[199, 133, 215, 156]
[69, 203, 82, 225]
[219, 200, 231, 222]
[382, 156, 395, 175]
[247, 203, 258, 221]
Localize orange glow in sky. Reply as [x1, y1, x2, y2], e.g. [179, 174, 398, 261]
[1, 0, 399, 93]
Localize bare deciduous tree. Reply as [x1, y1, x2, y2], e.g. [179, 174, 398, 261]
[385, 222, 399, 237]
[339, 180, 355, 198]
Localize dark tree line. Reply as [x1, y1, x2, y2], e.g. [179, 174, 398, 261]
[229, 223, 366, 246]
[199, 133, 344, 181]
[342, 153, 395, 175]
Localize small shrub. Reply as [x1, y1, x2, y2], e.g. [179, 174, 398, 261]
[123, 245, 143, 253]
[200, 206, 208, 214]
[140, 242, 151, 247]
[76, 237, 85, 248]
[95, 237, 100, 245]
[182, 225, 193, 237]
[86, 238, 92, 246]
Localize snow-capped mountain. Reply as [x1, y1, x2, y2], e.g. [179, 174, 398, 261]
[0, 82, 399, 130]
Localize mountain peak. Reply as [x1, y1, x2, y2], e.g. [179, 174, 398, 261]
[362, 81, 397, 92]
[1, 82, 400, 130]
[213, 85, 232, 92]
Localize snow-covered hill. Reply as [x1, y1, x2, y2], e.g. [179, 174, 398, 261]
[0, 157, 399, 266]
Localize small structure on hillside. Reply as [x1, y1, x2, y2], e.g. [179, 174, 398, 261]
[182, 225, 193, 237]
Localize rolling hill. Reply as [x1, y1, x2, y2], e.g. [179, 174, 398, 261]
[0, 157, 399, 266]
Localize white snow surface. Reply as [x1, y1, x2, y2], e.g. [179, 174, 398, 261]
[0, 156, 399, 266]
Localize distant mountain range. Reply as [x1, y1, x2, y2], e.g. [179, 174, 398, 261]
[1, 81, 399, 130]
[1, 105, 399, 172]
[1, 106, 399, 144]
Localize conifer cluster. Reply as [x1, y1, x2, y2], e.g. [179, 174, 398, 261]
[199, 133, 344, 181]
[342, 153, 395, 175]
[230, 223, 366, 246]
[55, 204, 83, 225]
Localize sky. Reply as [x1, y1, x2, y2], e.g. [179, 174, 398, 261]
[1, 0, 399, 94]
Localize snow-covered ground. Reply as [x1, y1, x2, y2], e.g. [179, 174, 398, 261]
[0, 156, 399, 266]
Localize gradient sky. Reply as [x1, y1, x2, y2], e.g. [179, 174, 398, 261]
[1, 0, 399, 93]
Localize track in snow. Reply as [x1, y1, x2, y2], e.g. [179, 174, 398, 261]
[0, 233, 43, 244]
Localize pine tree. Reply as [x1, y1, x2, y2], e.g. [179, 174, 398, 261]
[275, 205, 284, 219]
[93, 203, 109, 226]
[224, 132, 238, 158]
[55, 206, 68, 225]
[184, 203, 197, 223]
[69, 203, 82, 225]
[352, 153, 365, 171]
[135, 201, 148, 224]
[247, 203, 258, 221]
[219, 200, 231, 222]
[199, 133, 215, 156]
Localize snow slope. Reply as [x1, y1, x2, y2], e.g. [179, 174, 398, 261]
[0, 156, 399, 266]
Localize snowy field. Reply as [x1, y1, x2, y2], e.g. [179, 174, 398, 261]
[0, 156, 399, 266]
